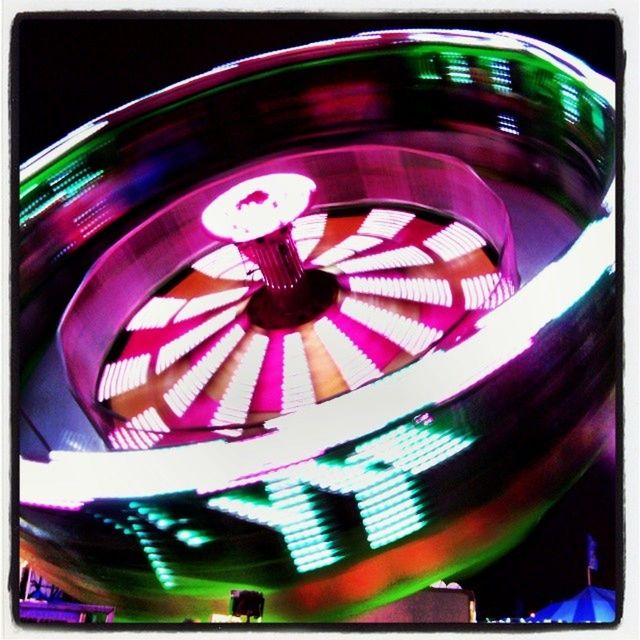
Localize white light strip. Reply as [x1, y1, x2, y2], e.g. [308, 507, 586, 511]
[347, 275, 453, 307]
[475, 214, 614, 335]
[312, 235, 383, 267]
[424, 222, 486, 261]
[336, 246, 433, 274]
[164, 325, 245, 417]
[295, 239, 322, 263]
[127, 408, 170, 434]
[192, 245, 260, 281]
[211, 334, 269, 426]
[173, 287, 249, 323]
[340, 297, 443, 356]
[281, 333, 316, 413]
[20, 214, 614, 504]
[291, 213, 327, 240]
[20, 121, 109, 183]
[403, 29, 528, 51]
[461, 273, 501, 310]
[497, 113, 520, 135]
[313, 317, 382, 390]
[97, 354, 151, 402]
[156, 308, 237, 374]
[192, 246, 239, 277]
[357, 208, 415, 239]
[109, 427, 162, 451]
[126, 297, 187, 331]
[483, 277, 516, 310]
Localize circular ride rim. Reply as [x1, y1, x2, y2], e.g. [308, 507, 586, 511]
[62, 145, 519, 446]
[18, 29, 616, 622]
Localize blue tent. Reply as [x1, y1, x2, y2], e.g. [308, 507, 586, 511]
[531, 586, 616, 623]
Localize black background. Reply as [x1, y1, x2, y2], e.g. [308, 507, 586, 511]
[13, 13, 620, 621]
[15, 15, 617, 162]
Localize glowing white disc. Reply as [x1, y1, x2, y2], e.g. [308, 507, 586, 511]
[201, 173, 316, 242]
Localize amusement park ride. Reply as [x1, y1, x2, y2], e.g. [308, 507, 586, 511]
[17, 26, 616, 623]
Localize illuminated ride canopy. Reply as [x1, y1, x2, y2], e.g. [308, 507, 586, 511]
[18, 30, 615, 622]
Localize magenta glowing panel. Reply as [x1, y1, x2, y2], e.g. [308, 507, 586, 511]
[201, 173, 316, 242]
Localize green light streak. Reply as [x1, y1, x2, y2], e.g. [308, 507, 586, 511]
[20, 167, 104, 226]
[19, 40, 608, 231]
[591, 102, 605, 134]
[19, 135, 112, 200]
[416, 54, 441, 80]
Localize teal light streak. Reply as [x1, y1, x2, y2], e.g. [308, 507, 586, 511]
[559, 79, 581, 123]
[488, 58, 513, 93]
[353, 420, 476, 476]
[207, 416, 476, 567]
[208, 481, 342, 574]
[20, 168, 104, 226]
[266, 478, 341, 573]
[174, 529, 213, 547]
[442, 52, 473, 84]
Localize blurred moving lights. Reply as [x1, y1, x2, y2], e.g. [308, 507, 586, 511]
[95, 193, 506, 441]
[18, 28, 614, 621]
[22, 206, 614, 506]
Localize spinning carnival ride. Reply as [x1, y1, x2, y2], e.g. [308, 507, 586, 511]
[18, 30, 616, 622]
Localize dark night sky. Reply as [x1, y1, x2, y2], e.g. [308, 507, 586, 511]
[13, 14, 621, 621]
[15, 15, 617, 162]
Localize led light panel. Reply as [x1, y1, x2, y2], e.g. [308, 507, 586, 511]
[347, 275, 453, 306]
[211, 333, 269, 425]
[127, 297, 187, 331]
[336, 245, 433, 274]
